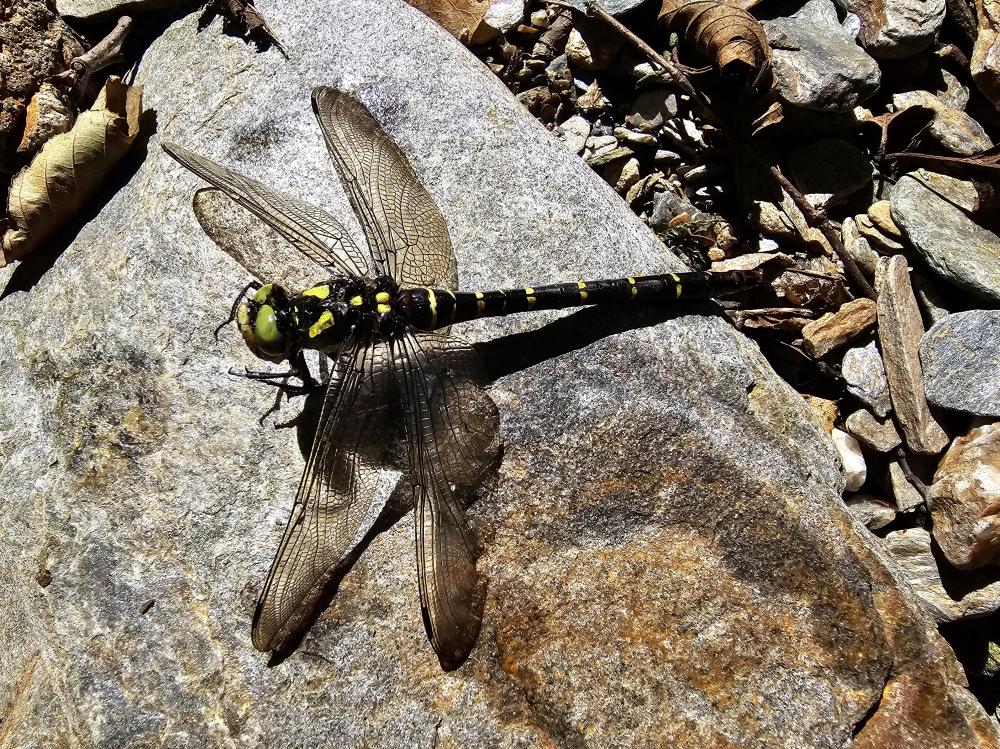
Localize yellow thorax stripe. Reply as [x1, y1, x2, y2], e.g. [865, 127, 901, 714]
[577, 281, 588, 302]
[628, 276, 637, 299]
[525, 287, 536, 306]
[302, 284, 330, 300]
[309, 311, 334, 338]
[348, 295, 364, 307]
[427, 288, 437, 328]
[671, 273, 682, 297]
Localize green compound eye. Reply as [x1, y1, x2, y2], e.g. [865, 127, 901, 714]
[254, 303, 287, 355]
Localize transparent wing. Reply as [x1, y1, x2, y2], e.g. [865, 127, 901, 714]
[311, 87, 458, 289]
[191, 188, 329, 291]
[393, 330, 501, 670]
[162, 142, 372, 279]
[252, 335, 397, 652]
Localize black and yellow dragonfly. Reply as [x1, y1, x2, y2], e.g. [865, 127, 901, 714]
[162, 87, 762, 671]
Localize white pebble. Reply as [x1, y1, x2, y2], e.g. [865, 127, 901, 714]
[832, 428, 867, 492]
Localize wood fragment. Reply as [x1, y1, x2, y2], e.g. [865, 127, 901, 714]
[52, 16, 133, 104]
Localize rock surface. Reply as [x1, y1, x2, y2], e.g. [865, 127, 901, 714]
[893, 90, 994, 155]
[842, 343, 893, 421]
[928, 424, 1000, 570]
[921, 310, 1000, 418]
[876, 256, 949, 455]
[801, 298, 877, 358]
[762, 0, 881, 112]
[890, 173, 1000, 304]
[846, 409, 902, 452]
[1, 2, 998, 748]
[883, 528, 1000, 622]
[833, 428, 868, 491]
[846, 494, 898, 530]
[836, 0, 946, 57]
[972, 0, 1000, 107]
[55, 0, 181, 18]
[788, 138, 873, 207]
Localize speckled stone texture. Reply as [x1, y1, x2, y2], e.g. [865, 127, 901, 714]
[1, 2, 998, 748]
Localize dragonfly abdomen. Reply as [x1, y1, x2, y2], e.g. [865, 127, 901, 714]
[402, 270, 763, 330]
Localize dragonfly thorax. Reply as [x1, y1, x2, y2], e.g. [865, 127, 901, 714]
[236, 276, 402, 362]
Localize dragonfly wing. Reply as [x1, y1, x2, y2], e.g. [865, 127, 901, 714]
[191, 188, 327, 291]
[252, 335, 397, 653]
[162, 142, 372, 279]
[311, 86, 458, 290]
[394, 330, 500, 670]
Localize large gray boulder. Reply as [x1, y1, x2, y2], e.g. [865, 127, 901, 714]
[1, 2, 998, 747]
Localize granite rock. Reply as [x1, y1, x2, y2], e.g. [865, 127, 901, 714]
[921, 310, 1000, 418]
[762, 0, 881, 112]
[846, 409, 903, 452]
[0, 2, 997, 747]
[891, 173, 1000, 304]
[801, 298, 878, 358]
[846, 494, 897, 530]
[893, 90, 993, 155]
[843, 342, 893, 418]
[883, 528, 1000, 622]
[836, 0, 945, 57]
[928, 424, 1000, 570]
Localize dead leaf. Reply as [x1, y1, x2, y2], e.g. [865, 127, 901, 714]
[406, 0, 499, 45]
[2, 77, 142, 266]
[658, 0, 772, 94]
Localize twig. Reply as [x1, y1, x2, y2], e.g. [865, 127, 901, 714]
[548, 0, 719, 124]
[894, 447, 929, 502]
[784, 268, 844, 282]
[769, 166, 877, 301]
[53, 16, 133, 103]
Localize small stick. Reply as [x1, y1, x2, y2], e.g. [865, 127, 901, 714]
[548, 0, 719, 124]
[53, 16, 133, 102]
[783, 268, 843, 282]
[769, 166, 876, 301]
[894, 447, 929, 502]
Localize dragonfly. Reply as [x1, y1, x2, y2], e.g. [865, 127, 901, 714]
[162, 86, 763, 671]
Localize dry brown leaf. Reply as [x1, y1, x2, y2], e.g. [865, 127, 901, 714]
[3, 77, 142, 266]
[658, 0, 772, 94]
[406, 0, 499, 45]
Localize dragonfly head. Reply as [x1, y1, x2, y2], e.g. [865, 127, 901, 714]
[236, 283, 296, 362]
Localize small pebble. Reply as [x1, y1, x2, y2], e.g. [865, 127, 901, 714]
[833, 428, 867, 492]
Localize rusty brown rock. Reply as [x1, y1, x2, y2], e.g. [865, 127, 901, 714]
[846, 409, 903, 452]
[876, 256, 949, 455]
[928, 424, 1000, 570]
[804, 394, 839, 433]
[802, 298, 878, 358]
